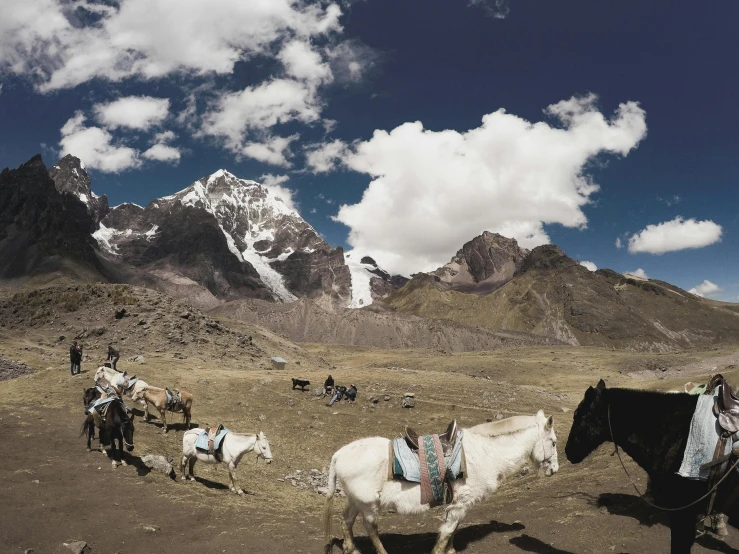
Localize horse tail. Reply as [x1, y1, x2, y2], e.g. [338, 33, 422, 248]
[323, 452, 338, 551]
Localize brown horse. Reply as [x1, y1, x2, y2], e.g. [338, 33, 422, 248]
[131, 385, 192, 433]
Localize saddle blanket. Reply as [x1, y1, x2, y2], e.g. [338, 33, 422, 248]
[678, 390, 732, 480]
[194, 429, 230, 453]
[88, 397, 117, 414]
[392, 431, 464, 505]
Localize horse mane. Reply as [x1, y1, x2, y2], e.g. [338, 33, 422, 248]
[466, 415, 537, 437]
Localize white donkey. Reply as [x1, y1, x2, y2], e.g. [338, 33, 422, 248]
[180, 429, 273, 494]
[324, 410, 558, 554]
[94, 366, 149, 416]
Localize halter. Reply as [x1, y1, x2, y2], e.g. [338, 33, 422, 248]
[607, 403, 739, 512]
[253, 435, 271, 462]
[537, 425, 556, 467]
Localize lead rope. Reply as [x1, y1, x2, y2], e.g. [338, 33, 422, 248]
[608, 403, 739, 512]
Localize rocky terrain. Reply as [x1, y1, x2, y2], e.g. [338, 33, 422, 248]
[388, 242, 739, 351]
[211, 297, 562, 352]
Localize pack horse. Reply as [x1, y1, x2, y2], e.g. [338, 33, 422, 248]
[131, 384, 193, 432]
[323, 410, 558, 554]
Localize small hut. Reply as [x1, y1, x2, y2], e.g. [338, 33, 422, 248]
[271, 357, 287, 370]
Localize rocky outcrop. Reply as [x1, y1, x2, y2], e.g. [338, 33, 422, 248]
[432, 231, 528, 294]
[0, 155, 105, 279]
[49, 155, 109, 229]
[270, 246, 352, 303]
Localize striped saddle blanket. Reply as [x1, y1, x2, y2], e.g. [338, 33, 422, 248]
[392, 431, 464, 506]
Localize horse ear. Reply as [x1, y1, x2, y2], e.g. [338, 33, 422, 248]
[546, 415, 553, 429]
[596, 379, 607, 391]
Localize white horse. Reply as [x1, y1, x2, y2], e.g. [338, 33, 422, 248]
[94, 366, 149, 415]
[180, 429, 273, 494]
[323, 410, 559, 554]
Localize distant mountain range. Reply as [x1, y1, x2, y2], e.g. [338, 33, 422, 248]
[2, 153, 738, 351]
[0, 154, 405, 308]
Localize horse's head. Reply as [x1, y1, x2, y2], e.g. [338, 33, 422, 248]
[93, 366, 105, 383]
[122, 411, 135, 452]
[565, 379, 609, 464]
[254, 431, 273, 464]
[82, 387, 97, 408]
[130, 386, 144, 402]
[532, 410, 559, 477]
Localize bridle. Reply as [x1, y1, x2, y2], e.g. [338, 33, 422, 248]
[253, 436, 272, 462]
[607, 403, 739, 512]
[537, 425, 556, 468]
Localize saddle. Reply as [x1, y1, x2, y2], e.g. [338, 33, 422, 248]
[404, 420, 458, 456]
[710, 375, 739, 436]
[165, 388, 183, 411]
[207, 424, 225, 457]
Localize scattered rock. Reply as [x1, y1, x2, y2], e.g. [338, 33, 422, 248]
[313, 387, 325, 397]
[284, 468, 345, 497]
[58, 335, 66, 342]
[114, 307, 127, 319]
[403, 392, 415, 398]
[180, 312, 191, 319]
[561, 407, 569, 412]
[0, 355, 35, 382]
[384, 395, 391, 401]
[197, 379, 209, 385]
[141, 454, 175, 479]
[128, 355, 146, 364]
[402, 397, 415, 408]
[142, 525, 160, 533]
[63, 540, 90, 554]
[258, 414, 267, 422]
[370, 396, 380, 404]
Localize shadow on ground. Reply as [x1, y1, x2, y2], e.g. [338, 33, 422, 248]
[329, 520, 524, 553]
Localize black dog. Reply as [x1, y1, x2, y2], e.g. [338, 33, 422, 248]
[291, 378, 310, 391]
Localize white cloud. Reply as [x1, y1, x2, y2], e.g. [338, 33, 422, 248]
[1, 0, 342, 90]
[278, 40, 332, 83]
[327, 40, 378, 83]
[59, 111, 140, 173]
[580, 261, 597, 272]
[325, 94, 647, 275]
[94, 96, 170, 130]
[627, 217, 723, 254]
[689, 280, 722, 298]
[201, 79, 321, 151]
[626, 268, 649, 279]
[242, 134, 299, 167]
[615, 237, 623, 249]
[468, 0, 510, 19]
[142, 144, 180, 163]
[259, 173, 290, 188]
[305, 139, 350, 173]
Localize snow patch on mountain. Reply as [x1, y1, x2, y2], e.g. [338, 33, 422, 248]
[344, 251, 375, 308]
[92, 223, 120, 255]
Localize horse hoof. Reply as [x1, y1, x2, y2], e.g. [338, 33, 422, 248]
[120, 460, 128, 466]
[237, 489, 244, 495]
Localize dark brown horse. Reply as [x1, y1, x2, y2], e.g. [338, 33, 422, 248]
[81, 398, 135, 468]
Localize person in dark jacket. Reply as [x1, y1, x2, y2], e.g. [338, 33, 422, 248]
[324, 375, 335, 396]
[69, 341, 79, 376]
[328, 385, 347, 406]
[345, 384, 357, 402]
[107, 344, 120, 370]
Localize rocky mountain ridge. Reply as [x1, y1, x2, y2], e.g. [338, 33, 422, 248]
[1, 154, 403, 308]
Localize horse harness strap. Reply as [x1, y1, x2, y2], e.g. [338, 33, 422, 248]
[607, 403, 739, 512]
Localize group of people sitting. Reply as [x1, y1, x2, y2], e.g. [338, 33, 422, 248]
[323, 375, 358, 406]
[69, 342, 120, 376]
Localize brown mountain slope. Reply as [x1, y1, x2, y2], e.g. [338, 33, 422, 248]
[386, 245, 739, 350]
[210, 298, 564, 352]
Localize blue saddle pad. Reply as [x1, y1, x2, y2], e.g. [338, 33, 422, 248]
[88, 397, 117, 414]
[194, 429, 230, 452]
[392, 430, 464, 483]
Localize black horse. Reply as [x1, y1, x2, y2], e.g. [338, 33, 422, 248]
[81, 398, 135, 467]
[565, 379, 739, 553]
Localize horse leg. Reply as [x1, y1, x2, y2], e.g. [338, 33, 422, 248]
[161, 408, 168, 433]
[227, 461, 243, 494]
[118, 434, 127, 466]
[180, 455, 189, 481]
[669, 511, 698, 554]
[188, 457, 196, 480]
[361, 508, 388, 554]
[341, 503, 361, 554]
[432, 503, 468, 554]
[86, 421, 93, 452]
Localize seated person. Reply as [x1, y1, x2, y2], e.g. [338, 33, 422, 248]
[324, 374, 335, 395]
[345, 384, 357, 402]
[328, 385, 347, 406]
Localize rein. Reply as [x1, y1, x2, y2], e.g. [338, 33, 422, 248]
[607, 403, 739, 512]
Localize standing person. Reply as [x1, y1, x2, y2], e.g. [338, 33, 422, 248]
[107, 344, 120, 371]
[76, 343, 83, 375]
[69, 340, 79, 376]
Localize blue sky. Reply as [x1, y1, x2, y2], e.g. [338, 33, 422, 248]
[1, 0, 737, 300]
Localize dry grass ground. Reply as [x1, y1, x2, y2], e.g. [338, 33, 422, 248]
[2, 283, 739, 553]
